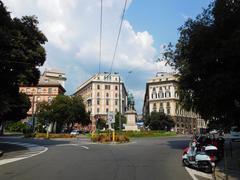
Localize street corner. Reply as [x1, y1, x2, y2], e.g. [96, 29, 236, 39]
[0, 142, 28, 159]
[0, 141, 48, 166]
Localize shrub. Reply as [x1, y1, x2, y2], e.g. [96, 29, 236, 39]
[91, 133, 129, 143]
[25, 133, 77, 139]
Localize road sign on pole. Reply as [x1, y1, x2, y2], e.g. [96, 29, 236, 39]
[107, 111, 115, 124]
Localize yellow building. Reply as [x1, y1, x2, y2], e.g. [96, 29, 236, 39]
[74, 73, 128, 131]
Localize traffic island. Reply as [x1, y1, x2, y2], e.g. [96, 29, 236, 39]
[91, 133, 129, 144]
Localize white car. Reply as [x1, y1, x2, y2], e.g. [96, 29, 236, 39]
[70, 130, 80, 135]
[230, 126, 240, 141]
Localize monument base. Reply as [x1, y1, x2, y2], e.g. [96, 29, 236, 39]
[124, 110, 139, 131]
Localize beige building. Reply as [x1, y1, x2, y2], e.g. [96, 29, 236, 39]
[74, 73, 128, 130]
[19, 69, 66, 119]
[143, 72, 206, 134]
[41, 69, 67, 88]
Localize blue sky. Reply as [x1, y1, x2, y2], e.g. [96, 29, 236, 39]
[126, 0, 212, 50]
[4, 0, 212, 114]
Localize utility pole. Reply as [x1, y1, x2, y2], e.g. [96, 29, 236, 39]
[118, 75, 121, 131]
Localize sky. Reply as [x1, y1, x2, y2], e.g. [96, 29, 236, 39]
[3, 0, 212, 114]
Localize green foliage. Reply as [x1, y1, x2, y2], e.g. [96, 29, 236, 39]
[0, 1, 47, 133]
[27, 133, 77, 139]
[5, 121, 29, 132]
[118, 130, 176, 138]
[36, 95, 90, 132]
[114, 112, 127, 130]
[165, 0, 240, 126]
[144, 112, 175, 130]
[96, 118, 107, 130]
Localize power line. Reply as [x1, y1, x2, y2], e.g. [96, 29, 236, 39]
[98, 0, 103, 73]
[109, 0, 128, 74]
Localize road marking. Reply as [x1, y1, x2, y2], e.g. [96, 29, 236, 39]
[56, 144, 79, 147]
[0, 142, 48, 166]
[81, 146, 89, 149]
[185, 167, 213, 180]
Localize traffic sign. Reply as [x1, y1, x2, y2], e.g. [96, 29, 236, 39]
[107, 111, 115, 124]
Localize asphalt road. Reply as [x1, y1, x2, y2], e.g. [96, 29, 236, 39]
[0, 136, 193, 180]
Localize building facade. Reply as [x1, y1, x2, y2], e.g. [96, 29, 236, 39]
[143, 72, 206, 134]
[41, 69, 67, 88]
[19, 69, 66, 120]
[74, 73, 128, 130]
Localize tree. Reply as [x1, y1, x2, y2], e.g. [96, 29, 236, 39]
[166, 0, 240, 127]
[144, 112, 175, 131]
[114, 112, 127, 131]
[36, 95, 90, 133]
[96, 118, 107, 130]
[0, 1, 47, 134]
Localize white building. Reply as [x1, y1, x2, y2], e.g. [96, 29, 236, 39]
[41, 69, 67, 88]
[143, 72, 206, 134]
[74, 73, 128, 131]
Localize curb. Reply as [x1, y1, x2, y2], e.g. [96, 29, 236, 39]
[0, 150, 3, 157]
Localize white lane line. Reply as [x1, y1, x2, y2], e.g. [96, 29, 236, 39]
[81, 146, 89, 150]
[0, 142, 48, 166]
[55, 144, 79, 147]
[185, 167, 213, 180]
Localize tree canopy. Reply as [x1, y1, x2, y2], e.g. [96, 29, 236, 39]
[36, 95, 90, 132]
[0, 1, 47, 134]
[166, 0, 240, 127]
[144, 112, 175, 131]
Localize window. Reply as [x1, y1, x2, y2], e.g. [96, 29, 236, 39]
[105, 85, 110, 90]
[115, 100, 118, 105]
[48, 88, 52, 93]
[167, 102, 170, 107]
[106, 108, 109, 113]
[115, 86, 118, 90]
[167, 108, 170, 114]
[106, 93, 109, 98]
[97, 108, 100, 113]
[106, 99, 109, 105]
[97, 85, 100, 90]
[153, 103, 157, 112]
[97, 92, 100, 97]
[97, 98, 100, 105]
[115, 93, 118, 98]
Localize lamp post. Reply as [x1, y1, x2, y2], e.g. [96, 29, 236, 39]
[118, 75, 121, 131]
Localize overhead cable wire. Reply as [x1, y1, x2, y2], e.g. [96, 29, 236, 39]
[109, 0, 128, 74]
[98, 0, 103, 74]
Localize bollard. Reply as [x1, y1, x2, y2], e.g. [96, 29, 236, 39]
[112, 131, 115, 142]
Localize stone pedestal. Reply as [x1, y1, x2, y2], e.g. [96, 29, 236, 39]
[124, 110, 139, 131]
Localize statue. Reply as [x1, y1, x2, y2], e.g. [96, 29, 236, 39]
[127, 93, 135, 111]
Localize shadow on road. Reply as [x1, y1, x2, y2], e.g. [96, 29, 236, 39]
[166, 139, 190, 150]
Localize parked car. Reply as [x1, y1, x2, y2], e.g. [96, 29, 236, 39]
[70, 130, 80, 135]
[230, 126, 240, 142]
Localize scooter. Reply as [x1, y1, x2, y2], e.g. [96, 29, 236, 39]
[182, 142, 217, 173]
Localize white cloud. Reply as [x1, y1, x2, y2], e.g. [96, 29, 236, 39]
[2, 0, 172, 113]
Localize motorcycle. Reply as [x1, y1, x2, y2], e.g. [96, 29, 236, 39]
[182, 142, 217, 173]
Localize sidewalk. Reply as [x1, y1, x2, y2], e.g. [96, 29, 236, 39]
[214, 140, 240, 180]
[0, 142, 28, 159]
